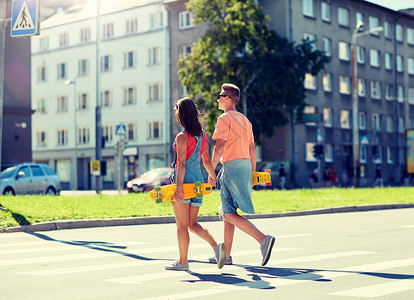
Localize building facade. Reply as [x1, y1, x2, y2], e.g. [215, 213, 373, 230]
[31, 0, 170, 189]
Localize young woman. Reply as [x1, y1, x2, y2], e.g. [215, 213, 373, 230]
[165, 97, 225, 271]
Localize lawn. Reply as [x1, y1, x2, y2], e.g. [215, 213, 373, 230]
[0, 187, 413, 229]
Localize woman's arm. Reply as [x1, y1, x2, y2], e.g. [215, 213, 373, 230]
[201, 138, 217, 185]
[172, 133, 188, 202]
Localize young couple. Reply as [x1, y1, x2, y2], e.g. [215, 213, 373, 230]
[165, 83, 275, 271]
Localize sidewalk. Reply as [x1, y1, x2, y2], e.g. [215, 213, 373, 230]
[1, 203, 413, 234]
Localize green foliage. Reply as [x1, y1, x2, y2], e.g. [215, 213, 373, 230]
[179, 0, 329, 140]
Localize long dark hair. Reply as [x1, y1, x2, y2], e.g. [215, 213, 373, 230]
[175, 97, 203, 137]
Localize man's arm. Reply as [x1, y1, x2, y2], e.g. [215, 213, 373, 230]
[249, 142, 256, 172]
[211, 139, 226, 169]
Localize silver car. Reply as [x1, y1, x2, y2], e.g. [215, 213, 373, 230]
[0, 163, 61, 195]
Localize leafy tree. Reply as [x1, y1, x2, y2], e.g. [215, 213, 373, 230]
[179, 0, 329, 140]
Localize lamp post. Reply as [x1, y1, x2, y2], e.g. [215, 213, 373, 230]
[351, 22, 383, 187]
[64, 79, 78, 190]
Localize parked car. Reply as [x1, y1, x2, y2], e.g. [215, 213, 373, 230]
[0, 162, 61, 195]
[126, 167, 173, 193]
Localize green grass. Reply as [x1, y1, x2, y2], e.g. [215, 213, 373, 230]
[1, 187, 413, 229]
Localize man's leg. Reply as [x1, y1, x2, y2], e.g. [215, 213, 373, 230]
[223, 213, 266, 243]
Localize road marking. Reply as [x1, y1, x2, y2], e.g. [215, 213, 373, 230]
[328, 279, 414, 298]
[400, 225, 414, 228]
[19, 248, 298, 276]
[277, 234, 314, 238]
[106, 251, 373, 285]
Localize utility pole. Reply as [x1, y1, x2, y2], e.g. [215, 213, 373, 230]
[95, 0, 102, 193]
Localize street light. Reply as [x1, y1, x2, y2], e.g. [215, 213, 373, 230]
[64, 79, 78, 191]
[351, 22, 383, 186]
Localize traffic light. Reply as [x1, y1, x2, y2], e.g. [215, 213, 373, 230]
[317, 144, 324, 159]
[313, 144, 324, 159]
[313, 145, 318, 158]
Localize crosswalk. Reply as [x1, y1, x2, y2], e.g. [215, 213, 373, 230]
[1, 228, 414, 300]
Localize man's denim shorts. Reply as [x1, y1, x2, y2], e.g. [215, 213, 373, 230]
[219, 159, 255, 215]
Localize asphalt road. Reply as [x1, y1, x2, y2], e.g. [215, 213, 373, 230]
[1, 208, 414, 300]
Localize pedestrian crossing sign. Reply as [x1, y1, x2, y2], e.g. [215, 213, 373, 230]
[116, 124, 126, 136]
[11, 0, 40, 37]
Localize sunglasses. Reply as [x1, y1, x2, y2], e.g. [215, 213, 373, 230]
[217, 94, 230, 99]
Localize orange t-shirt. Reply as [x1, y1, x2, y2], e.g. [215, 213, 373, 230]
[212, 110, 254, 163]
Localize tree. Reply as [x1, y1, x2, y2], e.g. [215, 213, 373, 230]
[178, 0, 329, 140]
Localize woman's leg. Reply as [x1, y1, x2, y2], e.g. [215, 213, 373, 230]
[172, 202, 190, 265]
[188, 205, 217, 250]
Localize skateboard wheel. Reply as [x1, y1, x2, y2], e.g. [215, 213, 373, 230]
[195, 181, 201, 187]
[196, 193, 203, 199]
[206, 186, 211, 191]
[156, 198, 162, 203]
[155, 186, 161, 191]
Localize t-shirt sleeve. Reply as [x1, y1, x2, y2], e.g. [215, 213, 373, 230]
[212, 114, 230, 141]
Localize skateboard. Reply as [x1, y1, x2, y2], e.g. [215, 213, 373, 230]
[252, 170, 272, 186]
[148, 181, 212, 203]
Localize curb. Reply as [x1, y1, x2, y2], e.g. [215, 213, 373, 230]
[1, 203, 414, 233]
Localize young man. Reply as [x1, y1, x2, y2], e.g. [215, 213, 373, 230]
[208, 83, 275, 266]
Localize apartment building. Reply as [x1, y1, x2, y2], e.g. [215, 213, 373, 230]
[165, 0, 414, 187]
[31, 0, 170, 190]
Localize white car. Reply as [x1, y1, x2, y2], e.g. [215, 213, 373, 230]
[0, 162, 61, 195]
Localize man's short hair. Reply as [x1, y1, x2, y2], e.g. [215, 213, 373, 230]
[221, 83, 240, 104]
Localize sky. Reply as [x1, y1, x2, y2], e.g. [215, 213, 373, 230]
[364, 0, 414, 11]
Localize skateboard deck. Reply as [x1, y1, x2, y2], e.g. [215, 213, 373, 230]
[252, 171, 271, 186]
[148, 181, 212, 203]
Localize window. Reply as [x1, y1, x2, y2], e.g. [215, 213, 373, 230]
[37, 65, 46, 82]
[78, 59, 89, 76]
[396, 55, 403, 72]
[150, 12, 163, 29]
[179, 82, 188, 97]
[322, 73, 332, 92]
[358, 78, 366, 97]
[77, 93, 88, 110]
[37, 131, 47, 147]
[126, 122, 136, 141]
[338, 42, 350, 61]
[57, 129, 68, 146]
[373, 145, 382, 163]
[37, 98, 46, 113]
[123, 51, 136, 69]
[78, 127, 90, 145]
[323, 108, 332, 127]
[408, 58, 414, 75]
[148, 83, 161, 102]
[370, 49, 380, 67]
[384, 21, 391, 38]
[178, 11, 194, 29]
[370, 81, 381, 99]
[398, 85, 405, 102]
[385, 84, 393, 100]
[103, 23, 113, 39]
[302, 0, 314, 17]
[101, 90, 111, 107]
[304, 73, 317, 90]
[123, 87, 136, 105]
[325, 144, 333, 162]
[338, 7, 349, 26]
[369, 16, 380, 35]
[356, 12, 364, 27]
[408, 28, 414, 45]
[102, 125, 113, 143]
[306, 143, 317, 162]
[303, 33, 316, 50]
[57, 96, 67, 112]
[357, 46, 365, 64]
[57, 63, 67, 79]
[321, 2, 330, 22]
[39, 37, 49, 51]
[59, 33, 69, 47]
[80, 28, 90, 43]
[148, 47, 161, 65]
[179, 45, 192, 58]
[385, 53, 392, 70]
[387, 147, 393, 164]
[322, 37, 331, 57]
[399, 117, 405, 133]
[409, 88, 414, 104]
[101, 55, 112, 72]
[360, 145, 367, 163]
[31, 166, 45, 177]
[340, 110, 350, 128]
[372, 113, 381, 131]
[126, 18, 137, 34]
[148, 121, 162, 139]
[386, 116, 394, 132]
[339, 76, 351, 94]
[396, 24, 403, 42]
[359, 111, 367, 129]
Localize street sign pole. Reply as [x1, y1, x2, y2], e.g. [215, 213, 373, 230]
[0, 0, 9, 175]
